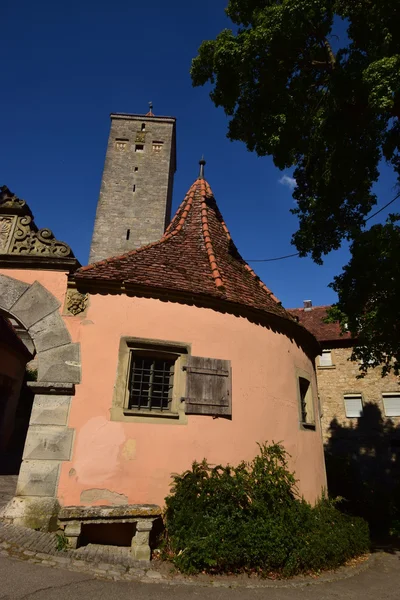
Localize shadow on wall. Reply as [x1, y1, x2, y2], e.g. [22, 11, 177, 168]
[325, 402, 400, 537]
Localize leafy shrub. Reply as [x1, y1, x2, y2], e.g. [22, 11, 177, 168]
[163, 443, 369, 576]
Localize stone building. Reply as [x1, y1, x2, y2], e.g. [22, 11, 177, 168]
[290, 301, 400, 531]
[290, 302, 400, 441]
[0, 111, 327, 559]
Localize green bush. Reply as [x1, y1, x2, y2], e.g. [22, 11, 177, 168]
[163, 443, 369, 576]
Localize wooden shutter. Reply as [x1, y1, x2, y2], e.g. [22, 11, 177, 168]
[183, 356, 232, 417]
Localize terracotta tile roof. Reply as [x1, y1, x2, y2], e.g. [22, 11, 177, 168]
[289, 305, 352, 344]
[76, 177, 297, 324]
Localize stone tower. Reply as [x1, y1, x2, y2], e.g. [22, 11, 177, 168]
[89, 111, 176, 263]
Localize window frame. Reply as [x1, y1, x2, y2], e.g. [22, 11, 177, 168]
[318, 349, 334, 368]
[296, 370, 316, 431]
[382, 392, 400, 417]
[343, 393, 364, 418]
[111, 337, 190, 424]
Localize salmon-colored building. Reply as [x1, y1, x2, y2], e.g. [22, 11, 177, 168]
[0, 113, 326, 559]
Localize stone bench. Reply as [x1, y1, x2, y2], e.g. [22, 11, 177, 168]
[58, 504, 161, 561]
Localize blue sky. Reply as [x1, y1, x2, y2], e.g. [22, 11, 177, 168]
[1, 0, 397, 309]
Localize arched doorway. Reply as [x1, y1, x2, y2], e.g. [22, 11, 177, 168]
[0, 273, 81, 529]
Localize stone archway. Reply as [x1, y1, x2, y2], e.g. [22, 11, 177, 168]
[0, 273, 81, 530]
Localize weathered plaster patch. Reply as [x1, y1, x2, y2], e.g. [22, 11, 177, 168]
[69, 468, 76, 477]
[80, 488, 128, 506]
[72, 416, 125, 485]
[121, 439, 136, 461]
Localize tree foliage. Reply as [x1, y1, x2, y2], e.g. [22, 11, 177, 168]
[191, 0, 400, 371]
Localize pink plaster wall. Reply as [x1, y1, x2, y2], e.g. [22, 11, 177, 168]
[57, 294, 327, 508]
[0, 269, 81, 343]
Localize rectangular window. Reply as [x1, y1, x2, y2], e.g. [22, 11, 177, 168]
[128, 352, 175, 412]
[319, 349, 333, 367]
[111, 337, 232, 423]
[344, 394, 363, 418]
[135, 144, 144, 153]
[383, 393, 400, 417]
[152, 142, 163, 152]
[298, 376, 315, 427]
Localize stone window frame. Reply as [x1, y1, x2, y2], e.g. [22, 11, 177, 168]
[382, 392, 400, 418]
[343, 393, 364, 418]
[318, 348, 335, 369]
[111, 337, 190, 425]
[296, 369, 316, 431]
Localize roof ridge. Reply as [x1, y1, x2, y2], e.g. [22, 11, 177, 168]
[198, 179, 225, 291]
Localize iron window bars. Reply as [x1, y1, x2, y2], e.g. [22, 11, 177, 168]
[128, 352, 175, 411]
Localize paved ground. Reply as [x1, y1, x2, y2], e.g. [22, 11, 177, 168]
[0, 475, 17, 509]
[0, 550, 398, 599]
[1, 475, 399, 598]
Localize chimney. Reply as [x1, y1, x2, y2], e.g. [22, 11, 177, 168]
[303, 300, 312, 311]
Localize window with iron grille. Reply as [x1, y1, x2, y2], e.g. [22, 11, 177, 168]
[128, 352, 175, 412]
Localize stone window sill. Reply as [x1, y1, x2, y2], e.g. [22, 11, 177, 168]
[301, 422, 316, 431]
[123, 409, 180, 420]
[317, 365, 336, 370]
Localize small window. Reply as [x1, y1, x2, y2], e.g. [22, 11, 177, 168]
[298, 377, 315, 427]
[152, 142, 163, 153]
[135, 144, 144, 153]
[141, 123, 146, 131]
[319, 349, 332, 367]
[134, 167, 139, 172]
[344, 394, 363, 418]
[383, 393, 400, 417]
[126, 229, 130, 240]
[128, 352, 175, 412]
[132, 185, 136, 192]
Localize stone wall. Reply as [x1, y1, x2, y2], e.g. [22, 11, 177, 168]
[89, 114, 176, 264]
[317, 346, 400, 441]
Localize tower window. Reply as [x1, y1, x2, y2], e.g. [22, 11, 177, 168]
[135, 144, 144, 153]
[133, 185, 136, 192]
[126, 229, 130, 240]
[141, 123, 146, 131]
[134, 167, 139, 172]
[152, 142, 163, 153]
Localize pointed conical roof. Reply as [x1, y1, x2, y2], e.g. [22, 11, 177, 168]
[75, 176, 295, 323]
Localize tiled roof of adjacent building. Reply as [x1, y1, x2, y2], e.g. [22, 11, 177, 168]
[76, 173, 299, 326]
[289, 305, 352, 344]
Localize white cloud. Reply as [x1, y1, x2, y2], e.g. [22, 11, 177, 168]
[278, 174, 297, 190]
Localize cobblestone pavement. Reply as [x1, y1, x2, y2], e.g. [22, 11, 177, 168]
[0, 517, 399, 598]
[0, 549, 398, 600]
[0, 474, 17, 509]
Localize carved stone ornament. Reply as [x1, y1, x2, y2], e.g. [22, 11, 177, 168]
[135, 131, 146, 144]
[0, 217, 13, 251]
[66, 290, 88, 316]
[0, 186, 75, 259]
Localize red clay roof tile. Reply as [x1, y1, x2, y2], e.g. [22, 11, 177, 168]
[289, 305, 352, 343]
[76, 177, 298, 324]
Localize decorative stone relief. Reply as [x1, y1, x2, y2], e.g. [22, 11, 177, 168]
[0, 186, 76, 259]
[65, 289, 88, 316]
[0, 217, 13, 251]
[135, 131, 146, 144]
